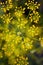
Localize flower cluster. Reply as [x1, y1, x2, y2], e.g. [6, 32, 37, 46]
[8, 55, 29, 65]
[0, 0, 42, 65]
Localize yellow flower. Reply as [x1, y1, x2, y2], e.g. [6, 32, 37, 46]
[14, 10, 23, 18]
[3, 8, 6, 12]
[15, 36, 22, 44]
[8, 0, 12, 4]
[24, 37, 30, 43]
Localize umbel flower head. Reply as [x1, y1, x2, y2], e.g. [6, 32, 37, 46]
[0, 0, 42, 65]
